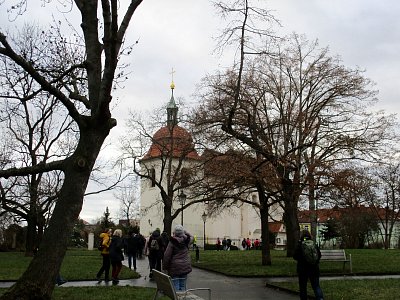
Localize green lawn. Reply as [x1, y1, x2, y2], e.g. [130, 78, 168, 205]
[272, 279, 400, 300]
[191, 249, 400, 276]
[0, 249, 161, 299]
[191, 249, 400, 300]
[0, 249, 139, 281]
[2, 248, 400, 299]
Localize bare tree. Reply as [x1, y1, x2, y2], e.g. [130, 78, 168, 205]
[0, 1, 143, 298]
[369, 161, 400, 248]
[0, 25, 78, 256]
[115, 176, 140, 225]
[194, 29, 392, 255]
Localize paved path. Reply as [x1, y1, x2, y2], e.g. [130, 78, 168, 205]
[123, 256, 299, 300]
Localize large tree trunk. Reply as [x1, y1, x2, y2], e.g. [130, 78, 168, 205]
[24, 214, 37, 257]
[282, 181, 300, 257]
[260, 203, 271, 266]
[308, 173, 318, 242]
[163, 204, 173, 236]
[257, 182, 271, 266]
[1, 129, 107, 300]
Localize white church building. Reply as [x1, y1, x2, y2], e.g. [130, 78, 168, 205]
[139, 83, 282, 248]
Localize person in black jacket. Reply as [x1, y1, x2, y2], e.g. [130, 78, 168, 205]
[293, 230, 324, 300]
[124, 230, 139, 271]
[109, 229, 124, 285]
[147, 228, 164, 279]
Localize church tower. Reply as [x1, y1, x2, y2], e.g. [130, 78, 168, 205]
[138, 79, 280, 248]
[166, 80, 178, 128]
[139, 80, 200, 236]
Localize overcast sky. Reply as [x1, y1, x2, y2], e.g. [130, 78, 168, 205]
[2, 0, 400, 223]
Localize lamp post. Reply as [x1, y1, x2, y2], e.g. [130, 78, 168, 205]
[178, 190, 186, 226]
[201, 212, 207, 250]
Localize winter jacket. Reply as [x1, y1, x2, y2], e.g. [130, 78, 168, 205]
[99, 232, 111, 255]
[162, 232, 193, 277]
[147, 230, 164, 259]
[124, 234, 139, 254]
[109, 236, 124, 263]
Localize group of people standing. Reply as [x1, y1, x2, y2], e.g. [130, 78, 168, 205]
[95, 225, 194, 291]
[96, 228, 145, 285]
[216, 237, 232, 250]
[241, 237, 260, 250]
[145, 225, 194, 291]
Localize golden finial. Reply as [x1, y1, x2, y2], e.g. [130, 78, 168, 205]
[170, 67, 176, 90]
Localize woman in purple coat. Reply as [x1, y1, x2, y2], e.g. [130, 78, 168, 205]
[162, 225, 193, 291]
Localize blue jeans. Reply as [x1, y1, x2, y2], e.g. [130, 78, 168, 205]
[172, 275, 187, 291]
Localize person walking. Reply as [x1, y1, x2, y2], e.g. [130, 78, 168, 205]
[226, 238, 232, 251]
[147, 228, 164, 279]
[246, 238, 251, 250]
[163, 224, 193, 291]
[109, 229, 124, 285]
[137, 233, 146, 259]
[222, 237, 227, 250]
[96, 228, 112, 282]
[293, 229, 324, 300]
[124, 230, 139, 271]
[192, 234, 197, 250]
[241, 238, 247, 250]
[216, 237, 221, 251]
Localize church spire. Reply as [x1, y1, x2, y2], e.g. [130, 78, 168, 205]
[167, 68, 178, 127]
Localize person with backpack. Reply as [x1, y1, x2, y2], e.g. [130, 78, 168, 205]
[163, 224, 193, 291]
[147, 228, 164, 279]
[96, 228, 112, 282]
[293, 229, 324, 300]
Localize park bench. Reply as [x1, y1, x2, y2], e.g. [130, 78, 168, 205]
[152, 269, 211, 300]
[320, 249, 352, 273]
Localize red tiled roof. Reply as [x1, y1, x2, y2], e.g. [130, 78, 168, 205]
[269, 222, 284, 233]
[141, 125, 200, 160]
[298, 205, 399, 223]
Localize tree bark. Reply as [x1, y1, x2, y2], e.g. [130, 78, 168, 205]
[258, 185, 271, 266]
[163, 204, 173, 236]
[282, 180, 300, 257]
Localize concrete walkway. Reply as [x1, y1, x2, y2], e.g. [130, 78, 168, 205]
[4, 256, 398, 299]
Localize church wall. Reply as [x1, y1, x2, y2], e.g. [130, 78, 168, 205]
[140, 158, 283, 246]
[139, 149, 284, 245]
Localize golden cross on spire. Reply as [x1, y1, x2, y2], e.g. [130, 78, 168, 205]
[170, 67, 175, 90]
